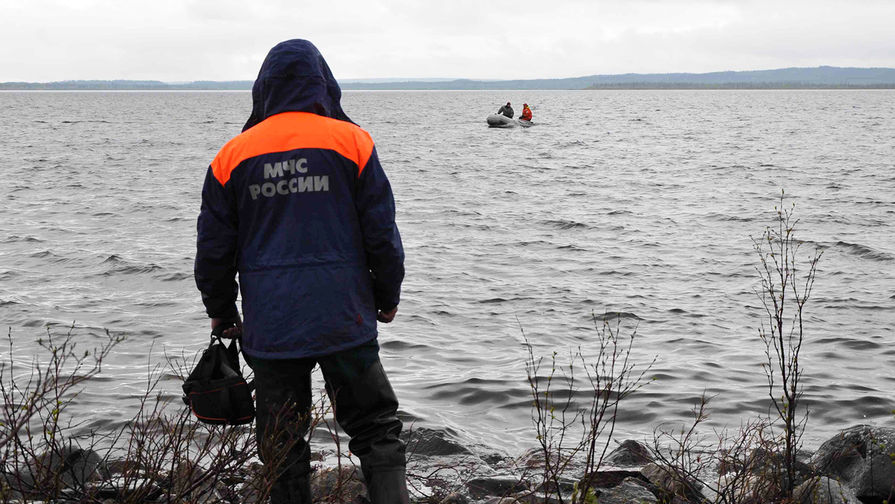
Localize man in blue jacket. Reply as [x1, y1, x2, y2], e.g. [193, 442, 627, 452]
[195, 39, 407, 504]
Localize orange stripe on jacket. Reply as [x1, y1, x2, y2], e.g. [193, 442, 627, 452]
[211, 111, 375, 186]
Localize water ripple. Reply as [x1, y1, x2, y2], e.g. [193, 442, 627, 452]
[1, 90, 893, 454]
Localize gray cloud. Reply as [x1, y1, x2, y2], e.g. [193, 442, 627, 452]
[1, 0, 892, 81]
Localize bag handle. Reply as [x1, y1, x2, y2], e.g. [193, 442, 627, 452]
[209, 322, 255, 393]
[211, 320, 239, 339]
[210, 320, 242, 356]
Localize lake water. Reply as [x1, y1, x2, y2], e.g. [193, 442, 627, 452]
[1, 90, 893, 454]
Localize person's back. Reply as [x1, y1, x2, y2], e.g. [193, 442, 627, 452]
[202, 111, 395, 357]
[195, 39, 407, 504]
[498, 101, 514, 118]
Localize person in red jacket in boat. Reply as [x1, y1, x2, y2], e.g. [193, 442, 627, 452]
[520, 103, 533, 122]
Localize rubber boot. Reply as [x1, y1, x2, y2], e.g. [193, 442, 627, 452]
[364, 468, 410, 504]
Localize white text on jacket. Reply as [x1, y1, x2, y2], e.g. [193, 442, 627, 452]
[248, 157, 330, 200]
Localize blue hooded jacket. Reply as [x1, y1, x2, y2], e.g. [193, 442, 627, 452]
[195, 40, 404, 359]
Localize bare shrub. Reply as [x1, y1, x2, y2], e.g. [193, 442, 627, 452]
[753, 191, 821, 498]
[649, 193, 823, 504]
[1, 325, 120, 501]
[0, 325, 303, 503]
[523, 314, 655, 504]
[0, 325, 119, 454]
[651, 394, 783, 504]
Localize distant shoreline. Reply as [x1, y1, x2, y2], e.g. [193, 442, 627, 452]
[3, 65, 895, 91]
[2, 85, 894, 91]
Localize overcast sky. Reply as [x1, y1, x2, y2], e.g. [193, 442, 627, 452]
[2, 0, 893, 82]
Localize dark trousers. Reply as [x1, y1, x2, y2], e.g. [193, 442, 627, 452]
[247, 339, 406, 504]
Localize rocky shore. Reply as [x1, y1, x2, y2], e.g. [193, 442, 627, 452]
[399, 424, 895, 504]
[3, 424, 892, 503]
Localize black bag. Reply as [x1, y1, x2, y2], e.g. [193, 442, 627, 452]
[182, 327, 255, 425]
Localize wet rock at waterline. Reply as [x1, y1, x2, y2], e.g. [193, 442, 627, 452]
[794, 476, 861, 504]
[595, 477, 659, 504]
[403, 427, 472, 457]
[811, 425, 895, 502]
[604, 439, 654, 468]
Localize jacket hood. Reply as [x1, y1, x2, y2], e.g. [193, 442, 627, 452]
[243, 39, 352, 132]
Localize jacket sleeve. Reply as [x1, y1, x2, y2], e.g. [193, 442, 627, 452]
[195, 166, 240, 319]
[356, 147, 405, 311]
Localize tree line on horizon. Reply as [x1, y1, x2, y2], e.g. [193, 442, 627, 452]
[3, 66, 895, 90]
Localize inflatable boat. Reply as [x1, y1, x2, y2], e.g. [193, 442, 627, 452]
[486, 114, 533, 128]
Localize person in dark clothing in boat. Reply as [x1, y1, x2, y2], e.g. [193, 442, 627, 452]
[195, 39, 407, 504]
[497, 101, 514, 118]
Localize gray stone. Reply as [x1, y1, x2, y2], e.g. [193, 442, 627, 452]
[811, 424, 895, 501]
[532, 474, 577, 498]
[438, 491, 469, 504]
[517, 447, 559, 470]
[43, 447, 108, 487]
[80, 477, 166, 503]
[578, 469, 646, 489]
[481, 498, 522, 504]
[605, 440, 655, 468]
[641, 462, 701, 502]
[793, 476, 860, 504]
[712, 447, 814, 504]
[595, 477, 659, 504]
[482, 452, 510, 468]
[6, 446, 109, 497]
[741, 446, 813, 488]
[513, 492, 562, 504]
[312, 466, 368, 503]
[402, 427, 472, 457]
[168, 462, 226, 502]
[466, 476, 528, 499]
